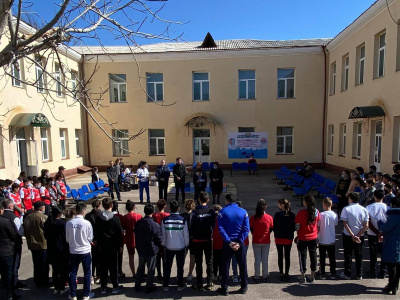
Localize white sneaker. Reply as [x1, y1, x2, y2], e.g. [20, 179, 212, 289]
[68, 295, 77, 300]
[233, 275, 239, 283]
[187, 274, 193, 281]
[82, 291, 95, 300]
[60, 287, 69, 295]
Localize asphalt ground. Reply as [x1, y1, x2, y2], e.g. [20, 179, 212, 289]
[7, 169, 393, 299]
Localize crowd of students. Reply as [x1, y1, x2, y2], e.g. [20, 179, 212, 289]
[1, 163, 400, 299]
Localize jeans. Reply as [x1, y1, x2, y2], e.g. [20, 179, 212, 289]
[135, 255, 156, 290]
[174, 180, 185, 202]
[139, 181, 150, 202]
[213, 249, 222, 277]
[108, 180, 121, 200]
[0, 255, 14, 299]
[297, 239, 318, 273]
[276, 243, 292, 275]
[13, 247, 22, 285]
[158, 180, 168, 200]
[100, 250, 119, 289]
[232, 245, 249, 276]
[253, 243, 270, 279]
[69, 253, 92, 298]
[164, 249, 186, 287]
[193, 240, 213, 285]
[343, 233, 364, 277]
[319, 244, 336, 275]
[386, 262, 400, 290]
[367, 234, 384, 277]
[31, 249, 49, 287]
[222, 241, 248, 290]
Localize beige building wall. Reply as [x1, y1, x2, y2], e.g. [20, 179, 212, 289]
[83, 47, 325, 168]
[0, 24, 84, 179]
[326, 0, 400, 173]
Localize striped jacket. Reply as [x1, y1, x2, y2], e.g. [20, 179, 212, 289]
[161, 212, 189, 251]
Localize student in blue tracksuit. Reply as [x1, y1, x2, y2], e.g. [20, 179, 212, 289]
[217, 194, 250, 296]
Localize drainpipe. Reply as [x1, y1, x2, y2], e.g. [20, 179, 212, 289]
[322, 45, 327, 168]
[79, 56, 91, 167]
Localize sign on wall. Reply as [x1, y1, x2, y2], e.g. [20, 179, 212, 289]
[228, 132, 268, 159]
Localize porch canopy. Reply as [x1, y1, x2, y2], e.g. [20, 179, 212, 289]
[348, 106, 386, 119]
[9, 113, 51, 127]
[184, 114, 218, 127]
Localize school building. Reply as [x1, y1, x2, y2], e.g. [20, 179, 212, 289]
[0, 0, 399, 179]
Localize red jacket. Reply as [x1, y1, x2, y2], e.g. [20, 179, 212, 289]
[122, 212, 142, 248]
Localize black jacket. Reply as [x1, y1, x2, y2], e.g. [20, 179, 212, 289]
[190, 205, 216, 240]
[94, 211, 123, 252]
[2, 210, 22, 250]
[85, 209, 101, 229]
[155, 165, 170, 181]
[273, 211, 295, 240]
[106, 166, 118, 182]
[43, 218, 68, 263]
[134, 216, 162, 258]
[0, 215, 17, 257]
[193, 171, 207, 190]
[173, 163, 186, 182]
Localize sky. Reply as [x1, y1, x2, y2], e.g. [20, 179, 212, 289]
[36, 0, 378, 45]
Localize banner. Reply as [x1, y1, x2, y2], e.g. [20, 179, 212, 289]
[228, 132, 268, 159]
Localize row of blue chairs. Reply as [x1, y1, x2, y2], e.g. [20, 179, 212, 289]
[69, 180, 110, 202]
[231, 162, 259, 176]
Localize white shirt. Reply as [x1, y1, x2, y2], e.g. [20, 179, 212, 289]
[66, 215, 93, 254]
[318, 210, 338, 245]
[136, 168, 149, 183]
[340, 203, 369, 236]
[366, 202, 387, 236]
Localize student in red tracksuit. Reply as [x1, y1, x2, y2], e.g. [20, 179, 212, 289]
[8, 183, 24, 217]
[213, 205, 223, 281]
[55, 175, 67, 209]
[40, 179, 52, 215]
[20, 179, 33, 215]
[152, 199, 170, 279]
[31, 180, 42, 204]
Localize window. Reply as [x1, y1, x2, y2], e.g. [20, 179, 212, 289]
[149, 129, 165, 155]
[378, 32, 386, 77]
[328, 125, 334, 154]
[55, 64, 62, 97]
[12, 61, 22, 87]
[109, 74, 126, 102]
[60, 129, 68, 159]
[277, 127, 293, 154]
[146, 73, 163, 102]
[35, 56, 45, 93]
[0, 127, 4, 168]
[330, 62, 336, 95]
[238, 127, 255, 132]
[342, 55, 349, 91]
[193, 72, 209, 101]
[75, 129, 80, 157]
[356, 45, 365, 85]
[277, 69, 295, 98]
[339, 123, 347, 156]
[71, 71, 77, 98]
[396, 21, 400, 71]
[41, 128, 49, 161]
[353, 122, 362, 158]
[112, 129, 129, 156]
[238, 70, 255, 99]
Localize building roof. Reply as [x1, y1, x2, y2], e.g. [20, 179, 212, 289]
[72, 38, 331, 55]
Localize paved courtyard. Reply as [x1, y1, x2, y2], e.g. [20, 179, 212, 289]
[12, 169, 391, 299]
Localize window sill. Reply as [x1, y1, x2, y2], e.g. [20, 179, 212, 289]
[238, 98, 257, 101]
[327, 153, 333, 155]
[276, 97, 296, 100]
[193, 100, 210, 102]
[341, 89, 348, 93]
[147, 100, 164, 103]
[42, 160, 53, 163]
[352, 157, 361, 160]
[329, 93, 335, 97]
[113, 155, 130, 157]
[338, 154, 346, 157]
[149, 154, 166, 156]
[355, 83, 364, 87]
[12, 84, 24, 89]
[373, 75, 385, 80]
[276, 153, 294, 155]
[61, 158, 69, 160]
[110, 101, 128, 104]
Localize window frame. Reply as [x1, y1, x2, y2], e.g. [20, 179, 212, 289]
[356, 122, 362, 158]
[146, 73, 164, 102]
[277, 68, 295, 99]
[238, 127, 255, 133]
[328, 125, 334, 154]
[112, 129, 129, 156]
[109, 74, 127, 103]
[378, 32, 386, 78]
[41, 128, 49, 161]
[60, 129, 67, 159]
[35, 56, 45, 93]
[238, 70, 256, 100]
[330, 62, 336, 95]
[148, 129, 165, 156]
[193, 72, 210, 101]
[75, 129, 80, 157]
[71, 71, 77, 99]
[12, 60, 22, 87]
[276, 127, 293, 154]
[359, 45, 365, 85]
[342, 55, 349, 91]
[55, 64, 63, 97]
[340, 123, 347, 156]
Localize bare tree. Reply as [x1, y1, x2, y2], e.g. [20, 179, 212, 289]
[0, 0, 182, 153]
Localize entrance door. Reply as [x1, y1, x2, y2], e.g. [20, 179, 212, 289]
[374, 121, 382, 171]
[193, 129, 210, 163]
[16, 128, 28, 172]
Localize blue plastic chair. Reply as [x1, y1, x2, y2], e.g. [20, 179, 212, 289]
[78, 188, 92, 201]
[71, 189, 90, 201]
[209, 162, 214, 170]
[99, 180, 110, 192]
[249, 163, 259, 176]
[89, 183, 104, 194]
[202, 162, 210, 171]
[239, 162, 248, 171]
[231, 162, 240, 176]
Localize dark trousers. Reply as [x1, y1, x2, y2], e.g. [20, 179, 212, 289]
[175, 180, 185, 202]
[108, 181, 121, 200]
[343, 233, 364, 277]
[194, 240, 213, 285]
[91, 246, 100, 277]
[118, 250, 123, 276]
[0, 255, 14, 299]
[368, 234, 384, 276]
[31, 249, 49, 287]
[158, 180, 168, 200]
[100, 250, 119, 289]
[194, 187, 206, 202]
[163, 249, 185, 287]
[13, 248, 22, 285]
[139, 181, 150, 202]
[135, 255, 156, 290]
[213, 249, 222, 277]
[319, 244, 336, 275]
[156, 247, 165, 277]
[297, 239, 318, 273]
[69, 253, 91, 298]
[221, 241, 248, 290]
[51, 255, 69, 291]
[276, 244, 292, 275]
[386, 262, 400, 290]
